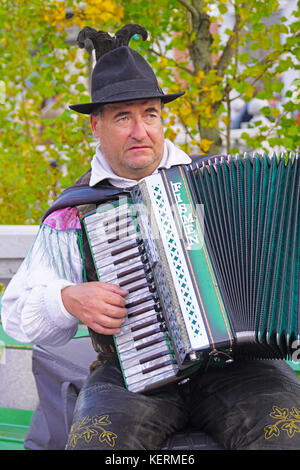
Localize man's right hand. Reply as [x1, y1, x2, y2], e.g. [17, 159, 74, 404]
[61, 282, 128, 335]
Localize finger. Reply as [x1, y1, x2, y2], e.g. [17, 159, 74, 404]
[90, 323, 123, 335]
[99, 304, 128, 319]
[96, 313, 126, 329]
[98, 282, 129, 296]
[98, 290, 128, 308]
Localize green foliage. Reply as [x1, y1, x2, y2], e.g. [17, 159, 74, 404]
[0, 0, 122, 224]
[119, 0, 300, 155]
[0, 0, 299, 224]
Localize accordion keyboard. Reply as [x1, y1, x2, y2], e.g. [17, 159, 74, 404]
[83, 198, 179, 392]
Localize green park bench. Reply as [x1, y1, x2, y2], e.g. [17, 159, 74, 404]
[0, 298, 35, 450]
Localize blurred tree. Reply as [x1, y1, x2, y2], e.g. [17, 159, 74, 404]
[0, 0, 123, 224]
[0, 0, 299, 224]
[119, 0, 299, 155]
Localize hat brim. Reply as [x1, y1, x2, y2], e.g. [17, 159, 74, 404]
[69, 91, 185, 115]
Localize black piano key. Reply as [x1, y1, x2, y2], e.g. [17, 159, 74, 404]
[117, 331, 166, 354]
[117, 311, 159, 336]
[126, 363, 177, 388]
[117, 318, 161, 344]
[119, 339, 167, 365]
[128, 304, 157, 318]
[92, 237, 138, 258]
[119, 272, 147, 287]
[135, 335, 165, 351]
[123, 354, 173, 379]
[133, 324, 165, 342]
[131, 316, 161, 333]
[126, 294, 154, 309]
[111, 241, 139, 256]
[117, 263, 149, 279]
[139, 349, 170, 365]
[142, 359, 173, 375]
[98, 259, 143, 283]
[126, 279, 156, 294]
[113, 251, 142, 265]
[107, 228, 136, 244]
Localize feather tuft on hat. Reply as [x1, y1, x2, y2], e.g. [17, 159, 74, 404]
[77, 24, 148, 61]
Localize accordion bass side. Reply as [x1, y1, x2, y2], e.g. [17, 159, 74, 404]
[82, 152, 299, 393]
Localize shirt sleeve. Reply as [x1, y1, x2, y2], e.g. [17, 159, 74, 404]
[1, 210, 84, 346]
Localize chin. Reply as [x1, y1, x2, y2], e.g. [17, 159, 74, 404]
[127, 156, 159, 171]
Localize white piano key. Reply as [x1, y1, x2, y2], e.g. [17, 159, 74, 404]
[127, 298, 156, 315]
[123, 354, 173, 379]
[91, 237, 138, 259]
[97, 258, 143, 280]
[125, 363, 178, 387]
[125, 309, 158, 328]
[91, 221, 137, 243]
[93, 245, 142, 267]
[116, 322, 162, 346]
[119, 341, 169, 367]
[99, 265, 145, 284]
[125, 286, 154, 303]
[117, 331, 166, 353]
[128, 367, 179, 393]
[117, 311, 159, 336]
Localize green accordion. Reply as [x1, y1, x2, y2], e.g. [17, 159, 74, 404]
[82, 152, 299, 392]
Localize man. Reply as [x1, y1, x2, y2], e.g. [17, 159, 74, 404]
[2, 25, 300, 451]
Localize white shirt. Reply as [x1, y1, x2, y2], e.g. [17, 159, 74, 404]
[1, 139, 191, 346]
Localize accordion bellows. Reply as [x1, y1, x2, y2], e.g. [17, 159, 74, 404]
[189, 153, 299, 359]
[82, 152, 299, 392]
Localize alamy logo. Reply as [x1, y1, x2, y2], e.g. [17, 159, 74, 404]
[291, 340, 300, 363]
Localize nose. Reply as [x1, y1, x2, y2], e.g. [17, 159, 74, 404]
[130, 117, 148, 140]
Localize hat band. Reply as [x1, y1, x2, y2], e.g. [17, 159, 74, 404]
[92, 79, 163, 102]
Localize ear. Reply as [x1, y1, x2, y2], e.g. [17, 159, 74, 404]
[90, 114, 100, 138]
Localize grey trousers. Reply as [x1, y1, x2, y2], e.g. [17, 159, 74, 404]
[66, 359, 300, 450]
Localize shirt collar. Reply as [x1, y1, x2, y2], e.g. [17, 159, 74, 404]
[89, 139, 191, 188]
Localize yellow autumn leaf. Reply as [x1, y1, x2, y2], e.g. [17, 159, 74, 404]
[245, 84, 255, 99]
[165, 128, 178, 142]
[160, 57, 168, 67]
[194, 70, 205, 85]
[180, 105, 191, 117]
[271, 107, 280, 118]
[200, 139, 213, 152]
[222, 115, 230, 127]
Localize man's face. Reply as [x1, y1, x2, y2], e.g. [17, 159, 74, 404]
[90, 99, 164, 180]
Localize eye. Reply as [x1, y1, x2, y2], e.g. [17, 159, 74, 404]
[145, 112, 158, 121]
[118, 116, 128, 122]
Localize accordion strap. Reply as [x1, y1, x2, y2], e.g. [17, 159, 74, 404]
[42, 170, 130, 222]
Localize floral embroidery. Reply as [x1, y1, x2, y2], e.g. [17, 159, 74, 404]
[264, 406, 300, 440]
[68, 415, 118, 448]
[43, 207, 81, 230]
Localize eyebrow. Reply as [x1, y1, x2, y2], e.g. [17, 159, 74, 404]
[112, 106, 160, 120]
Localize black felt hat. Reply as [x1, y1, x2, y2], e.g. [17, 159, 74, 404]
[69, 25, 184, 115]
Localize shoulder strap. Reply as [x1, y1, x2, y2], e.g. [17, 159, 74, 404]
[42, 176, 130, 222]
